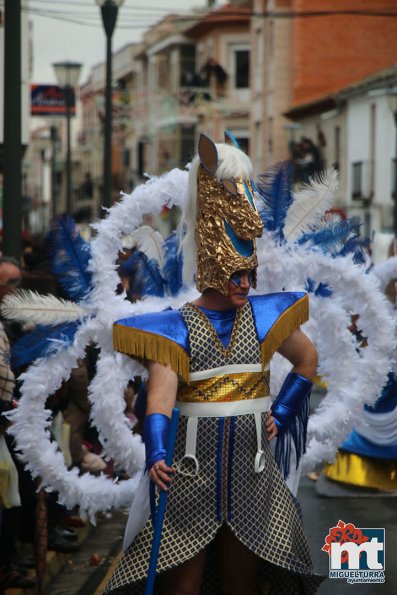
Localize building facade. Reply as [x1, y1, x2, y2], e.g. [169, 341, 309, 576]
[284, 67, 397, 237]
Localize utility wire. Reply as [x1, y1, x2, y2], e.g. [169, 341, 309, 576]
[29, 0, 194, 13]
[22, 4, 397, 30]
[22, 7, 155, 28]
[26, 7, 156, 20]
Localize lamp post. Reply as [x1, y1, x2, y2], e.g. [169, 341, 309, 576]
[50, 125, 59, 220]
[3, 0, 22, 259]
[53, 61, 82, 215]
[96, 0, 124, 212]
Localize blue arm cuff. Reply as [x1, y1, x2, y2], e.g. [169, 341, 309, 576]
[271, 372, 312, 432]
[143, 413, 170, 471]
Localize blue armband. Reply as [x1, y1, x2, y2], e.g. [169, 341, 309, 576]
[271, 372, 312, 431]
[271, 372, 312, 479]
[143, 413, 170, 471]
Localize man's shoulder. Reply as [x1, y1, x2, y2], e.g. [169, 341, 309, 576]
[114, 308, 188, 348]
[248, 292, 309, 364]
[113, 308, 190, 380]
[115, 308, 184, 331]
[248, 291, 307, 317]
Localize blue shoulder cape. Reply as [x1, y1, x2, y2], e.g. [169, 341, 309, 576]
[113, 292, 308, 381]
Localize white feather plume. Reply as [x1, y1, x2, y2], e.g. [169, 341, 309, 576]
[0, 290, 87, 325]
[283, 168, 338, 243]
[372, 255, 397, 290]
[124, 225, 164, 267]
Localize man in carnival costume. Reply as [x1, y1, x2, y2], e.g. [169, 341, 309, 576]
[104, 133, 325, 595]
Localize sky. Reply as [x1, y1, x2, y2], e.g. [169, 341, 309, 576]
[28, 0, 220, 85]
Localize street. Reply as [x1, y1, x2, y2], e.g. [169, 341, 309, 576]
[299, 476, 396, 595]
[45, 475, 396, 594]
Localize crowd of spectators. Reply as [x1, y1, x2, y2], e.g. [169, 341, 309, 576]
[0, 238, 141, 592]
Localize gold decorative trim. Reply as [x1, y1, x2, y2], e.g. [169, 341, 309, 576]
[178, 370, 270, 403]
[113, 323, 190, 381]
[261, 294, 309, 367]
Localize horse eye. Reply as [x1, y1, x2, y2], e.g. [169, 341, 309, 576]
[222, 179, 238, 195]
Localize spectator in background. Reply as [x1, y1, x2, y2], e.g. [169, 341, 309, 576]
[290, 136, 324, 184]
[0, 258, 36, 590]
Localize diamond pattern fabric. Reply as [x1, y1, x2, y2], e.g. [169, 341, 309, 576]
[103, 301, 324, 594]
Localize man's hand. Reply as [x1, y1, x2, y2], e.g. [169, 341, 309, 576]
[265, 413, 278, 441]
[145, 362, 178, 491]
[149, 459, 175, 491]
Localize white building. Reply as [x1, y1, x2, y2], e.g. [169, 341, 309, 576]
[285, 66, 397, 237]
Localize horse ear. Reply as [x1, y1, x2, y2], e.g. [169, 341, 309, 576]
[198, 134, 218, 175]
[224, 130, 240, 148]
[222, 179, 238, 196]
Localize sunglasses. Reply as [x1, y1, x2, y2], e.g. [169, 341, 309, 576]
[230, 270, 255, 287]
[0, 278, 21, 287]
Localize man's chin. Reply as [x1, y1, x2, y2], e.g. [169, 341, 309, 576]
[233, 295, 248, 307]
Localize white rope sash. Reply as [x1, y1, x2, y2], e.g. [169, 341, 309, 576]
[176, 396, 271, 475]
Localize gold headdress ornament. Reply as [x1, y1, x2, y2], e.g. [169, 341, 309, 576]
[194, 133, 263, 295]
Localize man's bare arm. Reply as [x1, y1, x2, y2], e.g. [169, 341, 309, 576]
[145, 361, 178, 490]
[146, 361, 178, 416]
[277, 329, 318, 380]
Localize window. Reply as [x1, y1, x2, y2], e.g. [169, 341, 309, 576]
[235, 50, 249, 88]
[370, 103, 376, 194]
[351, 160, 372, 200]
[254, 29, 263, 93]
[180, 125, 196, 164]
[334, 126, 340, 171]
[392, 158, 397, 199]
[352, 161, 363, 198]
[256, 29, 263, 67]
[236, 136, 249, 154]
[255, 122, 263, 160]
[231, 46, 250, 89]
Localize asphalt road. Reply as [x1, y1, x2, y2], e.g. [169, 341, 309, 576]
[45, 477, 396, 594]
[299, 476, 397, 595]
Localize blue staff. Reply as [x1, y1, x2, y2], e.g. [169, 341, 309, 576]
[144, 407, 180, 595]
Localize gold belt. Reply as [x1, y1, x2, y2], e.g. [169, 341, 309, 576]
[177, 371, 270, 403]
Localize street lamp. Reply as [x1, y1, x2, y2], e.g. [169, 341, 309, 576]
[53, 61, 82, 215]
[96, 0, 124, 212]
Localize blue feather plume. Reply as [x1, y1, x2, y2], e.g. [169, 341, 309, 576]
[256, 162, 294, 239]
[297, 219, 362, 256]
[11, 322, 79, 370]
[338, 236, 369, 264]
[365, 372, 397, 413]
[119, 251, 165, 298]
[47, 215, 92, 302]
[162, 232, 184, 296]
[305, 277, 333, 298]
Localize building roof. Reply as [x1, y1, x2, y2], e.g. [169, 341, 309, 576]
[184, 3, 250, 38]
[285, 64, 397, 119]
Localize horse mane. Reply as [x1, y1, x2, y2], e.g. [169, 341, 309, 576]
[178, 142, 253, 288]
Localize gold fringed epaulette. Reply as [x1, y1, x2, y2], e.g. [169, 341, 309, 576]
[261, 294, 309, 368]
[113, 323, 190, 381]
